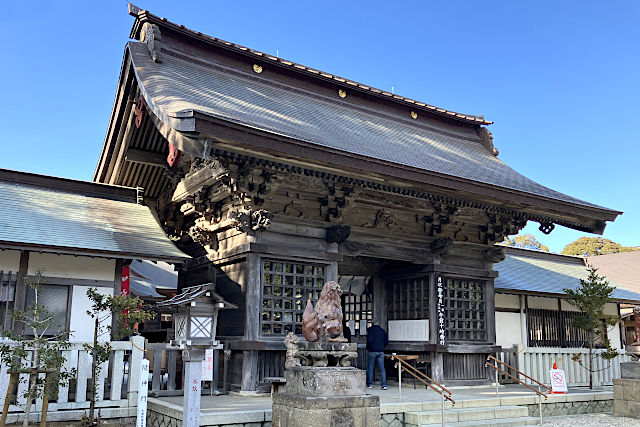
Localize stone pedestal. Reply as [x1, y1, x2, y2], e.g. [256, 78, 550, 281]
[183, 348, 205, 427]
[272, 367, 379, 427]
[613, 362, 640, 418]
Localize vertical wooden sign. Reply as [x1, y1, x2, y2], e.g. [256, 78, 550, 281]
[436, 276, 446, 346]
[137, 359, 149, 427]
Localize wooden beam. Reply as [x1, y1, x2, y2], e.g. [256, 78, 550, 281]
[125, 149, 167, 167]
[12, 251, 29, 334]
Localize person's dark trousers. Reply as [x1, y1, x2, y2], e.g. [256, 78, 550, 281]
[366, 351, 387, 387]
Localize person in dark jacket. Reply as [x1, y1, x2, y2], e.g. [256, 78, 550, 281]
[366, 319, 388, 389]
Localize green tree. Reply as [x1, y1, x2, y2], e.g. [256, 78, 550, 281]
[501, 234, 549, 252]
[0, 271, 75, 427]
[561, 237, 639, 256]
[83, 288, 154, 426]
[563, 267, 619, 389]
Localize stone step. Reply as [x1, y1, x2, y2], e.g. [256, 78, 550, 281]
[405, 405, 529, 425]
[437, 416, 541, 426]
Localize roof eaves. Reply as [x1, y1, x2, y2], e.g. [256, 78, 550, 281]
[127, 4, 492, 126]
[0, 241, 190, 264]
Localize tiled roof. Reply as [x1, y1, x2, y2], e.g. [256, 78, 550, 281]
[129, 6, 491, 125]
[129, 42, 609, 211]
[0, 171, 189, 262]
[494, 247, 640, 302]
[586, 251, 640, 295]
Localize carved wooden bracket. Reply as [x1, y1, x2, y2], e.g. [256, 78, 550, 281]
[431, 237, 453, 256]
[484, 246, 506, 263]
[319, 183, 353, 221]
[326, 223, 351, 244]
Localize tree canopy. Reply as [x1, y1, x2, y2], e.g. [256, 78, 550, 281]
[561, 237, 639, 256]
[501, 234, 549, 252]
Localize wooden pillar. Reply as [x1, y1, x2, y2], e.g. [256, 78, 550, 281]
[12, 251, 29, 334]
[485, 278, 496, 346]
[431, 352, 444, 383]
[372, 276, 387, 327]
[241, 252, 261, 391]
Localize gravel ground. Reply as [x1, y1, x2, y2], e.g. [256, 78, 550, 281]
[544, 413, 640, 426]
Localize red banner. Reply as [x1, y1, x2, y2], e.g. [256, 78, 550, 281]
[121, 265, 130, 297]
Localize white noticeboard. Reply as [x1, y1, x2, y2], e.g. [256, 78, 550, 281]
[388, 319, 429, 342]
[201, 349, 214, 381]
[550, 368, 568, 393]
[137, 359, 150, 427]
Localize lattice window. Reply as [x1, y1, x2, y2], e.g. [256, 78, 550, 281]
[25, 284, 69, 336]
[527, 308, 592, 348]
[444, 278, 486, 341]
[341, 276, 373, 337]
[190, 316, 212, 338]
[386, 277, 429, 321]
[0, 271, 16, 331]
[261, 260, 326, 336]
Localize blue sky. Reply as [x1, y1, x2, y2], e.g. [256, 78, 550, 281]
[0, 1, 638, 253]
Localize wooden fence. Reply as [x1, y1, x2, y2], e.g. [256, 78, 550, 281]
[0, 336, 145, 423]
[502, 345, 630, 387]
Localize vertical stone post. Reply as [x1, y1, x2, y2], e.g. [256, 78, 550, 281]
[183, 348, 205, 427]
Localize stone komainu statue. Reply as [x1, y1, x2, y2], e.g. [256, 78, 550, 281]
[302, 281, 347, 342]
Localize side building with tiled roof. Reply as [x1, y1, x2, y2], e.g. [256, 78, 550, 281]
[0, 168, 189, 342]
[92, 4, 625, 389]
[493, 246, 640, 386]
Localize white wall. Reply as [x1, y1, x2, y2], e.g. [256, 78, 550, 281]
[495, 311, 522, 348]
[0, 250, 20, 272]
[28, 253, 115, 281]
[495, 293, 519, 309]
[69, 286, 113, 342]
[527, 296, 558, 310]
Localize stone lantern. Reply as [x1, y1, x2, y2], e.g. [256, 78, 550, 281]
[156, 283, 237, 427]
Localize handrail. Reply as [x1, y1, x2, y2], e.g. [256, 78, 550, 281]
[390, 354, 455, 405]
[485, 361, 548, 399]
[487, 355, 551, 393]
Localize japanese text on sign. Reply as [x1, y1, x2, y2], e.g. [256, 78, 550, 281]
[437, 276, 445, 346]
[137, 359, 150, 427]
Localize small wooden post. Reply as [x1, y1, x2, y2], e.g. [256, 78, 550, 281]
[1, 372, 17, 425]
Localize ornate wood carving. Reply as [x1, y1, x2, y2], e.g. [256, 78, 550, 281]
[483, 246, 506, 263]
[229, 209, 274, 232]
[326, 223, 351, 244]
[431, 237, 453, 256]
[363, 209, 400, 230]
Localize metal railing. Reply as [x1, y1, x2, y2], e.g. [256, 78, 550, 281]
[485, 354, 550, 426]
[390, 354, 454, 427]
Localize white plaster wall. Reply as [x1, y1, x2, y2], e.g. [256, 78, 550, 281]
[560, 299, 580, 312]
[527, 296, 558, 310]
[604, 302, 619, 316]
[495, 293, 519, 309]
[608, 321, 623, 350]
[0, 250, 20, 272]
[28, 253, 115, 281]
[69, 286, 113, 342]
[495, 312, 523, 348]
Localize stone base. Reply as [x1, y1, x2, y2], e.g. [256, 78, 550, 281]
[614, 378, 640, 418]
[272, 392, 380, 427]
[621, 362, 640, 379]
[285, 366, 366, 397]
[296, 341, 358, 367]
